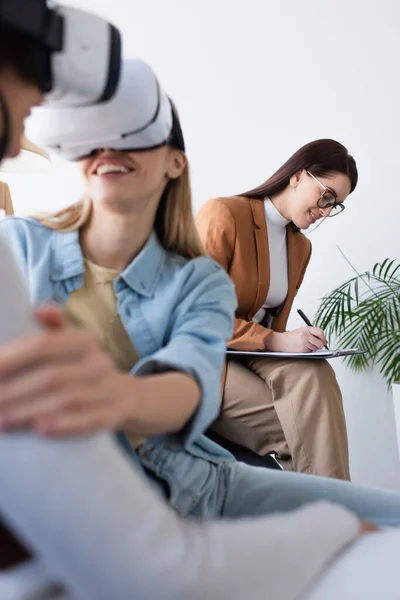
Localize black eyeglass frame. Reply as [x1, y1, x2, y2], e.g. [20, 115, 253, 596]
[306, 170, 345, 217]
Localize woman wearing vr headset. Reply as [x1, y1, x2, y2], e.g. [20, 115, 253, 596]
[196, 140, 356, 480]
[2, 57, 400, 600]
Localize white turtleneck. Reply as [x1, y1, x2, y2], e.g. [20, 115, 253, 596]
[253, 199, 290, 325]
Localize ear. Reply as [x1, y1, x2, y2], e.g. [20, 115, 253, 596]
[167, 150, 187, 180]
[289, 170, 306, 191]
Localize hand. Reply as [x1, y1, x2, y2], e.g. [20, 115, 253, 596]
[0, 306, 137, 436]
[359, 520, 380, 535]
[265, 327, 328, 353]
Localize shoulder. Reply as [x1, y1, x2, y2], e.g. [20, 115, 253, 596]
[0, 216, 54, 243]
[0, 217, 56, 258]
[197, 195, 250, 213]
[0, 217, 58, 280]
[163, 251, 236, 301]
[198, 195, 251, 215]
[196, 196, 252, 224]
[165, 250, 233, 286]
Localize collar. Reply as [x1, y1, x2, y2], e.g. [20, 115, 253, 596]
[248, 196, 300, 235]
[264, 198, 290, 228]
[249, 198, 268, 230]
[50, 229, 166, 298]
[119, 231, 166, 297]
[50, 229, 85, 281]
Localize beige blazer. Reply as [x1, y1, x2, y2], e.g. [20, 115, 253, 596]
[0, 181, 14, 216]
[196, 196, 312, 351]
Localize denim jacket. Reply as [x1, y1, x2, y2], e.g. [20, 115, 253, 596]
[0, 217, 237, 464]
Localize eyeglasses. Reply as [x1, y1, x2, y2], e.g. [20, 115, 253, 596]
[306, 171, 345, 217]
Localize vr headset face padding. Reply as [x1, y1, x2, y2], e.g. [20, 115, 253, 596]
[26, 59, 175, 161]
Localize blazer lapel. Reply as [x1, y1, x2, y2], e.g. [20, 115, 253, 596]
[249, 198, 270, 318]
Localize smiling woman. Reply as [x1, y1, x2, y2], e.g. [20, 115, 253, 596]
[0, 57, 238, 481]
[196, 139, 358, 479]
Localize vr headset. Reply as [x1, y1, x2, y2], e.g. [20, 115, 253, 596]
[0, 0, 122, 106]
[26, 59, 186, 160]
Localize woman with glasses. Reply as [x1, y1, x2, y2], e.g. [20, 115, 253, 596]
[196, 139, 357, 480]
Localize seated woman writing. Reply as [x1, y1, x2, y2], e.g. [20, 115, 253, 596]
[196, 140, 357, 479]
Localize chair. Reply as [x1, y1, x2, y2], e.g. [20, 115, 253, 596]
[206, 430, 284, 470]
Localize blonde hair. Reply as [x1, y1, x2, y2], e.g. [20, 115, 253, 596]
[32, 107, 205, 260]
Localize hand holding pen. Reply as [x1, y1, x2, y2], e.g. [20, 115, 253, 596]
[297, 309, 329, 350]
[264, 311, 329, 353]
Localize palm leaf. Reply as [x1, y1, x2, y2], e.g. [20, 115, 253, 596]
[315, 256, 400, 386]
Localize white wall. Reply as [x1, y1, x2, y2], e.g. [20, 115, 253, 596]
[2, 0, 400, 488]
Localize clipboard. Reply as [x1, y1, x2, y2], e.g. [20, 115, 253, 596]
[226, 348, 365, 359]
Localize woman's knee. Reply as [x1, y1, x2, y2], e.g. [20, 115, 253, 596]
[266, 359, 343, 417]
[285, 359, 340, 391]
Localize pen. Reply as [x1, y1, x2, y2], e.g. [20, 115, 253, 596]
[297, 309, 329, 350]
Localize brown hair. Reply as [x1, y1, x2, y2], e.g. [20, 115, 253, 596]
[242, 139, 358, 199]
[33, 102, 205, 260]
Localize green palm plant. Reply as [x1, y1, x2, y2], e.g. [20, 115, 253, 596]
[315, 252, 400, 387]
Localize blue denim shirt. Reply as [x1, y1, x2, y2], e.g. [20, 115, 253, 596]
[0, 217, 237, 464]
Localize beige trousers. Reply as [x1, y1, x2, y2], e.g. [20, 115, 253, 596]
[211, 356, 350, 480]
